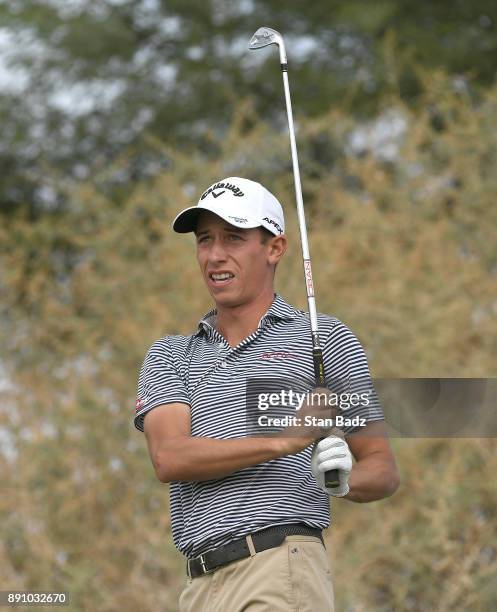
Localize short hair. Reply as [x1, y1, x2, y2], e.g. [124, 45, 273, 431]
[259, 227, 275, 244]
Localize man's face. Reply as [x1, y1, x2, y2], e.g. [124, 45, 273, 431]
[195, 211, 285, 308]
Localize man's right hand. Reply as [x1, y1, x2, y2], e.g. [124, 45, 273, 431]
[278, 387, 340, 454]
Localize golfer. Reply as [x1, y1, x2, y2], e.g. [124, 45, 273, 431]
[134, 177, 399, 611]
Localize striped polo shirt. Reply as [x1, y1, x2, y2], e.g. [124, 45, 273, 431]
[134, 293, 384, 558]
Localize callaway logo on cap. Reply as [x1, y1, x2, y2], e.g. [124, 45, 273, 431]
[172, 177, 285, 236]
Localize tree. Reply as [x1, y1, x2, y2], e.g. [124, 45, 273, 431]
[1, 0, 497, 216]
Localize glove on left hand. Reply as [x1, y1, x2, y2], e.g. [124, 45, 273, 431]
[311, 434, 352, 497]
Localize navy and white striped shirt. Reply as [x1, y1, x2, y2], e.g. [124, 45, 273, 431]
[134, 293, 384, 558]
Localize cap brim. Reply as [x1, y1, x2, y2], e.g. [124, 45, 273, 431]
[172, 207, 204, 233]
[172, 204, 261, 234]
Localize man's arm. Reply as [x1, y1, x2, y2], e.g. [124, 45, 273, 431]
[143, 402, 314, 483]
[344, 421, 400, 503]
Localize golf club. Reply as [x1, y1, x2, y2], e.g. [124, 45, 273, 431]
[249, 27, 340, 488]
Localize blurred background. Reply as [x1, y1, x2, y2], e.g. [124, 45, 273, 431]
[1, 1, 496, 610]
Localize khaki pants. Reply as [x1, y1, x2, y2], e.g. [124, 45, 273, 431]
[178, 535, 334, 612]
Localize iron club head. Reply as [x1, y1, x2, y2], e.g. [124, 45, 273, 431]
[248, 27, 281, 49]
[248, 27, 287, 64]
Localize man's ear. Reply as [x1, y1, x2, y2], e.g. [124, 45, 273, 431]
[267, 234, 287, 264]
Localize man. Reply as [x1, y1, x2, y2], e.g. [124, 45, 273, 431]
[134, 177, 399, 611]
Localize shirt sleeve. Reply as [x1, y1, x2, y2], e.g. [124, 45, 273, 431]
[133, 337, 191, 433]
[322, 321, 384, 435]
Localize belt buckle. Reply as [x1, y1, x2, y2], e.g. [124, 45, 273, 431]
[198, 553, 214, 575]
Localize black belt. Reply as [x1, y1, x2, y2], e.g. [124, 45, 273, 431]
[187, 523, 324, 578]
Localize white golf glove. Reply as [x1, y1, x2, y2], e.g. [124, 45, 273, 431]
[311, 434, 352, 497]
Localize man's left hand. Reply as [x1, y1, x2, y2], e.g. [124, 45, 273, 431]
[311, 433, 352, 497]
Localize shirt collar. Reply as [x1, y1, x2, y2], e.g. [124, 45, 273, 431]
[194, 293, 301, 339]
[262, 293, 301, 323]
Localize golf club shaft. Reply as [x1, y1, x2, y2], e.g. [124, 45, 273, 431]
[279, 62, 340, 489]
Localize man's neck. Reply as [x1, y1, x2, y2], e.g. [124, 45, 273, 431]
[215, 290, 276, 348]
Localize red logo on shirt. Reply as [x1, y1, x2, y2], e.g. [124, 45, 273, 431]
[261, 351, 297, 360]
[135, 398, 143, 412]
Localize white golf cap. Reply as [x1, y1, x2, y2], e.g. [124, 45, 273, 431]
[172, 177, 285, 236]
